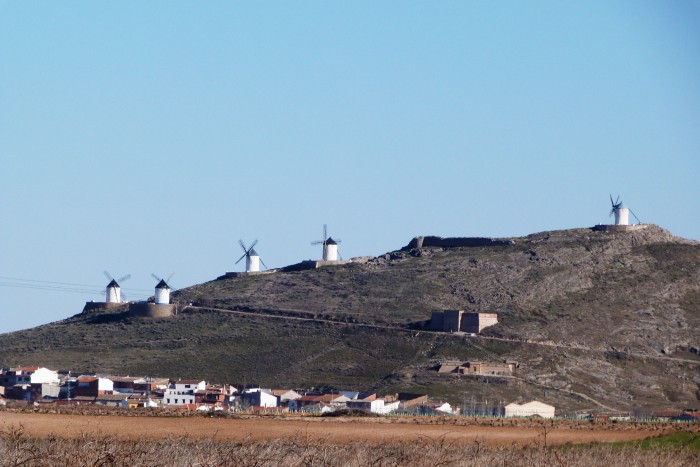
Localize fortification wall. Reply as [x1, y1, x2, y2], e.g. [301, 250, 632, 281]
[403, 236, 515, 250]
[129, 303, 175, 318]
[282, 259, 352, 272]
[591, 224, 649, 232]
[82, 302, 125, 313]
[430, 310, 498, 333]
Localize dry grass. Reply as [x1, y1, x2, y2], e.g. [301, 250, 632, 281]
[1, 424, 698, 467]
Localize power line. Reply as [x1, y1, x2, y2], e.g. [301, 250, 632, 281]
[0, 281, 152, 298]
[0, 275, 153, 292]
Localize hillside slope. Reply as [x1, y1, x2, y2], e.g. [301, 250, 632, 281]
[1, 225, 698, 413]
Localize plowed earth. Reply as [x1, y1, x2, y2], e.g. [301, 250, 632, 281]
[0, 413, 673, 446]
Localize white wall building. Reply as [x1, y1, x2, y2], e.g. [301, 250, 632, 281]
[346, 399, 400, 414]
[505, 401, 556, 419]
[243, 388, 278, 408]
[29, 368, 60, 385]
[163, 380, 206, 406]
[6, 367, 59, 385]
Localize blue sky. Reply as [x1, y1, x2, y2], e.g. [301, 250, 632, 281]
[1, 1, 699, 333]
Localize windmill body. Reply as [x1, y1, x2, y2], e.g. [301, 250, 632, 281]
[155, 279, 171, 305]
[246, 248, 261, 273]
[105, 279, 121, 304]
[324, 238, 339, 261]
[614, 205, 630, 226]
[237, 240, 267, 273]
[609, 195, 630, 226]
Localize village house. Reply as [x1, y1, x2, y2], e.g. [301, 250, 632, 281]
[95, 394, 131, 407]
[241, 388, 278, 408]
[196, 388, 228, 406]
[74, 376, 114, 398]
[163, 380, 206, 406]
[1, 367, 60, 386]
[294, 394, 350, 412]
[396, 393, 429, 409]
[39, 382, 62, 399]
[270, 389, 302, 407]
[136, 377, 169, 393]
[346, 398, 401, 414]
[110, 377, 139, 393]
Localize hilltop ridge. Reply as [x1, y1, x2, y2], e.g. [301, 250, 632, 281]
[1, 224, 698, 412]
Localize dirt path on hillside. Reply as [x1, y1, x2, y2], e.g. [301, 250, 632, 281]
[0, 413, 666, 446]
[192, 306, 700, 366]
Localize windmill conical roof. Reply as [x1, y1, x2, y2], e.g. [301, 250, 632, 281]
[107, 279, 120, 288]
[326, 237, 338, 245]
[155, 279, 170, 289]
[249, 248, 259, 256]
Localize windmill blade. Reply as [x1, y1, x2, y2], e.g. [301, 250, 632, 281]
[104, 271, 114, 281]
[235, 252, 247, 264]
[335, 238, 342, 244]
[166, 273, 175, 283]
[151, 273, 162, 282]
[337, 250, 343, 261]
[259, 258, 269, 270]
[311, 240, 324, 245]
[629, 208, 642, 224]
[323, 224, 327, 241]
[117, 274, 131, 283]
[249, 239, 258, 251]
[239, 239, 247, 252]
[609, 194, 614, 206]
[120, 291, 128, 303]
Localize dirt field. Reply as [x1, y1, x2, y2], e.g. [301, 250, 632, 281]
[0, 412, 672, 446]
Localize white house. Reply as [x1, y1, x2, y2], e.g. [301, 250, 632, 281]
[242, 388, 278, 408]
[75, 376, 114, 397]
[30, 368, 60, 385]
[346, 398, 400, 414]
[163, 380, 206, 406]
[5, 367, 59, 386]
[270, 389, 302, 406]
[505, 401, 555, 419]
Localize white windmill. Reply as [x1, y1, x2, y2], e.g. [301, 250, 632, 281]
[151, 273, 174, 305]
[311, 224, 342, 261]
[236, 239, 268, 273]
[609, 195, 641, 225]
[104, 271, 131, 304]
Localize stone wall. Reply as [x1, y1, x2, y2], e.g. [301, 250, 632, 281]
[429, 310, 498, 333]
[403, 236, 514, 250]
[129, 303, 175, 318]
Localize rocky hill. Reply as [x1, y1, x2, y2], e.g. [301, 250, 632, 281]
[1, 224, 698, 413]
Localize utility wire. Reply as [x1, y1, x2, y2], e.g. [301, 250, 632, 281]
[0, 275, 153, 292]
[0, 281, 152, 299]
